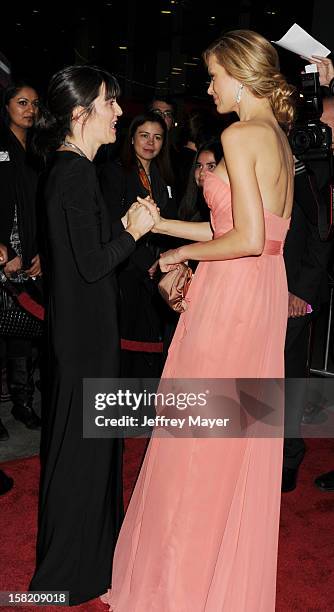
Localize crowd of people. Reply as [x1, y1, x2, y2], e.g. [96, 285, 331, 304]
[0, 27, 334, 612]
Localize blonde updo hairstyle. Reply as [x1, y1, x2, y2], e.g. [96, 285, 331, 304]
[203, 29, 296, 131]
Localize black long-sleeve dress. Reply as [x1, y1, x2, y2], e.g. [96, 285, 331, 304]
[29, 152, 136, 605]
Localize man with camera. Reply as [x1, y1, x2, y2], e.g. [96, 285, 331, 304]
[304, 56, 334, 493]
[282, 58, 334, 492]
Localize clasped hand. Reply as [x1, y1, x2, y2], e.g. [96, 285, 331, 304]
[126, 199, 154, 240]
[137, 196, 186, 273]
[136, 196, 161, 229]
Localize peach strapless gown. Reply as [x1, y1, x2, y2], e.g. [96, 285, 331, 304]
[102, 172, 290, 611]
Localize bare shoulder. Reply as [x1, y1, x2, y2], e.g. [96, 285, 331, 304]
[221, 120, 272, 151]
[221, 121, 246, 145]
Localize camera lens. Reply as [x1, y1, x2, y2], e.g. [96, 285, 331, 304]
[291, 128, 311, 155]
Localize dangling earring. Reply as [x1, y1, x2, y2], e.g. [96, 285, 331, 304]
[236, 84, 244, 104]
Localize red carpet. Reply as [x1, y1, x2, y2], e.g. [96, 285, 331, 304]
[0, 438, 333, 612]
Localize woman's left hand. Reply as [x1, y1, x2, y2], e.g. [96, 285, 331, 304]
[159, 248, 185, 272]
[25, 254, 42, 277]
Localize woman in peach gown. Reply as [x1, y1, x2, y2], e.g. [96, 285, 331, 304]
[102, 30, 295, 611]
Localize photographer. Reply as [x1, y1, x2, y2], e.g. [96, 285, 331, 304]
[304, 55, 334, 493]
[282, 64, 334, 492]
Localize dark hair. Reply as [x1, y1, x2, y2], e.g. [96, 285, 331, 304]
[121, 111, 174, 185]
[33, 65, 120, 156]
[146, 95, 177, 115]
[0, 79, 39, 126]
[178, 139, 224, 221]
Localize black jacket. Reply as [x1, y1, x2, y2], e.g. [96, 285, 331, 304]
[98, 159, 177, 270]
[0, 124, 38, 267]
[284, 160, 333, 309]
[98, 160, 177, 344]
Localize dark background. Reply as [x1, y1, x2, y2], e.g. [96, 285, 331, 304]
[1, 0, 333, 116]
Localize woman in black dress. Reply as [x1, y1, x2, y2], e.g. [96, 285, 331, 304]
[29, 66, 153, 605]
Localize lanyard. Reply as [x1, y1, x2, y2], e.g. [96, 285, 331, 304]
[138, 162, 153, 198]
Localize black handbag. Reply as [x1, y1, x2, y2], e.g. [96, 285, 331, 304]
[0, 277, 44, 339]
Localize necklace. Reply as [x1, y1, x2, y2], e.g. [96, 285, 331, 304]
[62, 140, 88, 159]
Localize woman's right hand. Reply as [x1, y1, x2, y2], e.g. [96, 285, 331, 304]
[4, 255, 22, 277]
[126, 202, 154, 241]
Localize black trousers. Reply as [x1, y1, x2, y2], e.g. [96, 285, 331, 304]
[283, 315, 312, 469]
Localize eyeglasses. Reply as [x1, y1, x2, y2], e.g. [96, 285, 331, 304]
[150, 108, 174, 119]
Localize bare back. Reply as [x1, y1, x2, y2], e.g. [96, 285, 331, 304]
[216, 119, 294, 220]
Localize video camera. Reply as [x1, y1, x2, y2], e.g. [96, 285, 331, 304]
[289, 71, 332, 161]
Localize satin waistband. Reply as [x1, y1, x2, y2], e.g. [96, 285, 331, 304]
[262, 239, 283, 255]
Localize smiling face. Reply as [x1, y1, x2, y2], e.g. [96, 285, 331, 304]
[194, 150, 217, 187]
[81, 83, 123, 147]
[132, 121, 164, 166]
[6, 86, 39, 131]
[207, 54, 239, 115]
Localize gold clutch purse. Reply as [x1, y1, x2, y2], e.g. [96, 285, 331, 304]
[158, 263, 192, 313]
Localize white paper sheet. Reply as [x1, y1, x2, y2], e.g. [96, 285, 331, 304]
[272, 23, 331, 60]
